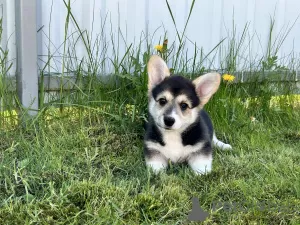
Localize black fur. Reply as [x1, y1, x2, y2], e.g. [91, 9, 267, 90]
[144, 114, 165, 146]
[144, 115, 165, 160]
[144, 147, 165, 160]
[181, 110, 213, 146]
[200, 110, 214, 140]
[189, 141, 212, 158]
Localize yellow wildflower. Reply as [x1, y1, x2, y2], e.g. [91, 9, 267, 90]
[222, 74, 235, 82]
[125, 104, 138, 116]
[154, 44, 163, 52]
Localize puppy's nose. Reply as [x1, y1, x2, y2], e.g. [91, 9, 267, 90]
[164, 116, 175, 127]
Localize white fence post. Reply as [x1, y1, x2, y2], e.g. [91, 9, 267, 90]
[15, 0, 38, 117]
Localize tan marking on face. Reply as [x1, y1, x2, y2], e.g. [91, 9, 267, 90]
[173, 94, 194, 118]
[156, 91, 173, 102]
[176, 94, 193, 108]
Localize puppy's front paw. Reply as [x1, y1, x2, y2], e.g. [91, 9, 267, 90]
[188, 155, 212, 176]
[191, 164, 212, 175]
[146, 160, 167, 174]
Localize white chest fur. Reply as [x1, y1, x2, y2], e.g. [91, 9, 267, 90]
[146, 131, 204, 163]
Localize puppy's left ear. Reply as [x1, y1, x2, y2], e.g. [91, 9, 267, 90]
[192, 72, 221, 106]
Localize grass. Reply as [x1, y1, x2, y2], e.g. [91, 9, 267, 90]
[0, 94, 299, 224]
[1, 0, 300, 224]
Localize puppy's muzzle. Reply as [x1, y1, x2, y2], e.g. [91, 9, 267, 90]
[163, 116, 175, 127]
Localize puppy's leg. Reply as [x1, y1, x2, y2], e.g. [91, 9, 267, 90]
[188, 151, 213, 175]
[145, 150, 168, 174]
[213, 133, 232, 150]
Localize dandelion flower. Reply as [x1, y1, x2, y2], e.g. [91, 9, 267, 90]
[222, 74, 235, 82]
[154, 44, 163, 52]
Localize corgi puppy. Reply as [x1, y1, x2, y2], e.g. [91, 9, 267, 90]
[144, 55, 232, 175]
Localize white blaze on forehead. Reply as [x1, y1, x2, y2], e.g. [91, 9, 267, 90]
[168, 108, 182, 129]
[156, 91, 173, 101]
[175, 94, 193, 107]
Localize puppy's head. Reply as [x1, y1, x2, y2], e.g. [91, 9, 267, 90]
[147, 55, 220, 131]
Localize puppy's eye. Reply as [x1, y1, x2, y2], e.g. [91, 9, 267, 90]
[158, 98, 167, 106]
[180, 103, 188, 111]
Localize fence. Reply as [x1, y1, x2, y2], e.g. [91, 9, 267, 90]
[0, 0, 300, 116]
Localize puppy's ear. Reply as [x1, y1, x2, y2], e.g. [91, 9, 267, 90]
[192, 72, 221, 106]
[147, 55, 170, 93]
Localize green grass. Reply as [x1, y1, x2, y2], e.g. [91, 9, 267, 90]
[0, 85, 299, 224]
[1, 0, 300, 224]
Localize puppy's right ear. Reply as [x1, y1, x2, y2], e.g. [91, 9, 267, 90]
[147, 55, 170, 94]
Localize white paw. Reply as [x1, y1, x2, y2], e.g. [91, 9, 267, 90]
[191, 164, 212, 175]
[189, 156, 212, 175]
[146, 161, 167, 174]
